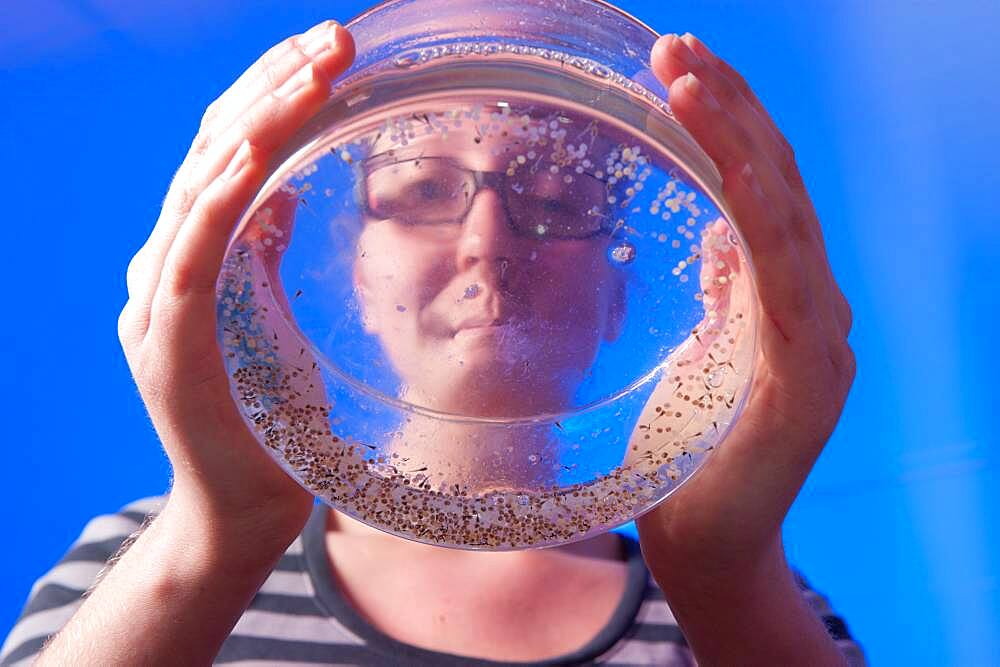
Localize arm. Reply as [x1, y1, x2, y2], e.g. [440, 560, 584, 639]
[33, 499, 289, 667]
[651, 537, 850, 667]
[0, 500, 154, 665]
[28, 20, 355, 667]
[638, 33, 856, 666]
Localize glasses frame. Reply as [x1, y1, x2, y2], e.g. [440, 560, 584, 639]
[358, 153, 616, 241]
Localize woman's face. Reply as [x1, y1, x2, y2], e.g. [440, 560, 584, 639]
[353, 106, 625, 418]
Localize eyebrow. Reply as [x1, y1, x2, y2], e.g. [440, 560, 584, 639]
[362, 151, 449, 173]
[364, 153, 610, 185]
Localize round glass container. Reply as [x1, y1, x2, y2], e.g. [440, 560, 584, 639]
[216, 0, 758, 550]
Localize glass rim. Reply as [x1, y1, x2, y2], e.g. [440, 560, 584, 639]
[342, 0, 662, 41]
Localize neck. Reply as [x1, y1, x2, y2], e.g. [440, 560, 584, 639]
[326, 505, 627, 564]
[386, 406, 561, 492]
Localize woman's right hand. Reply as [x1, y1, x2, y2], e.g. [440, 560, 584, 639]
[117, 20, 355, 559]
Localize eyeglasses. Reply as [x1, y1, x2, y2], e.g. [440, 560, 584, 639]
[360, 156, 613, 240]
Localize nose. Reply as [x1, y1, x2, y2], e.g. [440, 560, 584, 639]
[454, 186, 519, 273]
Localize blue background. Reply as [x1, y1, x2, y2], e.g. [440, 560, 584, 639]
[2, 1, 998, 664]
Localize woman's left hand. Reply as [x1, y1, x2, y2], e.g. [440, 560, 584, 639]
[635, 33, 855, 664]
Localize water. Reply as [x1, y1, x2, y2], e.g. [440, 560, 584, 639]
[216, 49, 756, 549]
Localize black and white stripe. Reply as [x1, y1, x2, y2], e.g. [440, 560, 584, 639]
[1, 496, 866, 666]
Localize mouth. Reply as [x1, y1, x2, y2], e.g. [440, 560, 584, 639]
[452, 316, 509, 337]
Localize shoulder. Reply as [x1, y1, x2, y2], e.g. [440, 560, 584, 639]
[0, 496, 167, 666]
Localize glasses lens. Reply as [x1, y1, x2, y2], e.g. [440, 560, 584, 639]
[506, 170, 609, 239]
[364, 158, 473, 224]
[365, 157, 610, 240]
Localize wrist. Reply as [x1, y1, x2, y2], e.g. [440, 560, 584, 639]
[655, 542, 798, 634]
[157, 489, 307, 576]
[648, 533, 789, 603]
[648, 539, 847, 667]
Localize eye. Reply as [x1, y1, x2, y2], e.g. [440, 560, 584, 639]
[417, 179, 447, 200]
[540, 197, 568, 213]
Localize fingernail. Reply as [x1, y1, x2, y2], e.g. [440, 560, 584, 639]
[669, 33, 701, 67]
[684, 72, 719, 111]
[302, 19, 337, 40]
[680, 33, 707, 57]
[274, 62, 316, 98]
[301, 21, 340, 57]
[223, 139, 252, 180]
[740, 162, 765, 198]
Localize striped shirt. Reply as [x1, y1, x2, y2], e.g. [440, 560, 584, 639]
[1, 496, 866, 666]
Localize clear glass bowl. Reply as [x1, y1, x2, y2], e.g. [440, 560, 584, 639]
[216, 0, 757, 550]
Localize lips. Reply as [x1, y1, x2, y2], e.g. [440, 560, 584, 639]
[449, 281, 508, 335]
[453, 314, 508, 334]
[419, 269, 526, 340]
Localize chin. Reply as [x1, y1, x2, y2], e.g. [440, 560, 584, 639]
[433, 365, 573, 418]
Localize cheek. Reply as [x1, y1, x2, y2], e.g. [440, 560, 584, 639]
[357, 225, 454, 317]
[527, 243, 610, 314]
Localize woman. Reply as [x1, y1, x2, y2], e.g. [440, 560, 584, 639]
[0, 19, 863, 666]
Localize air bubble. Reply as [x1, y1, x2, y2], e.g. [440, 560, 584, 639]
[393, 52, 421, 68]
[609, 241, 637, 265]
[588, 63, 613, 78]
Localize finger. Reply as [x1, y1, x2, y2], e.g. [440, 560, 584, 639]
[665, 73, 846, 349]
[121, 141, 262, 376]
[134, 63, 327, 314]
[666, 34, 850, 338]
[129, 25, 354, 321]
[836, 289, 852, 337]
[651, 34, 792, 190]
[681, 34, 810, 193]
[720, 160, 816, 341]
[133, 45, 354, 334]
[192, 22, 353, 159]
[658, 47, 851, 342]
[651, 33, 830, 267]
[167, 24, 353, 236]
[122, 245, 153, 343]
[153, 147, 331, 440]
[661, 50, 852, 341]
[149, 139, 265, 374]
[157, 139, 262, 301]
[661, 59, 851, 336]
[665, 70, 799, 239]
[658, 63, 807, 251]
